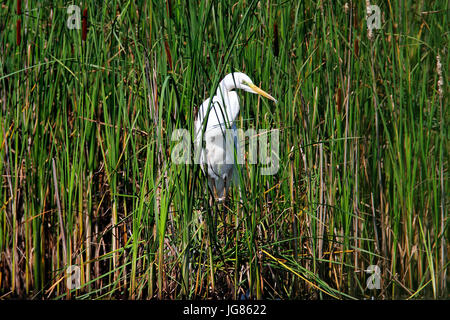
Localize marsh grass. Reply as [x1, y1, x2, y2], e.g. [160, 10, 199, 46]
[0, 0, 448, 299]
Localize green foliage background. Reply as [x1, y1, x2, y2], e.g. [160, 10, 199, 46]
[0, 0, 448, 299]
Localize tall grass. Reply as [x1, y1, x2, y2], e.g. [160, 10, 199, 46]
[0, 0, 447, 299]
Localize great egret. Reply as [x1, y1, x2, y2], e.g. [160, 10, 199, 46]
[194, 72, 277, 201]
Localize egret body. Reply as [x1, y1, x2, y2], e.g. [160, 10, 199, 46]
[194, 72, 277, 201]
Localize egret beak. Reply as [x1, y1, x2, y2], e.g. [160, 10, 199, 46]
[248, 83, 278, 104]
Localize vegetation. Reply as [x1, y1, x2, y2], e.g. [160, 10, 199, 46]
[0, 0, 448, 299]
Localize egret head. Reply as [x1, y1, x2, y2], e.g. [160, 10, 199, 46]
[222, 72, 277, 103]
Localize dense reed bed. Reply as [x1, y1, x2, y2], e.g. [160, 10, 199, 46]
[0, 0, 448, 299]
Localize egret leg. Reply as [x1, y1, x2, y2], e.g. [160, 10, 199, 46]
[215, 176, 226, 202]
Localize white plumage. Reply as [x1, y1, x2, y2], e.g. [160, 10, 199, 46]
[194, 72, 277, 201]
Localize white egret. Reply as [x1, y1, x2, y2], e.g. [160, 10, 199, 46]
[194, 72, 277, 201]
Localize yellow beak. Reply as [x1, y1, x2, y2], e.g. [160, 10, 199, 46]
[248, 83, 278, 104]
